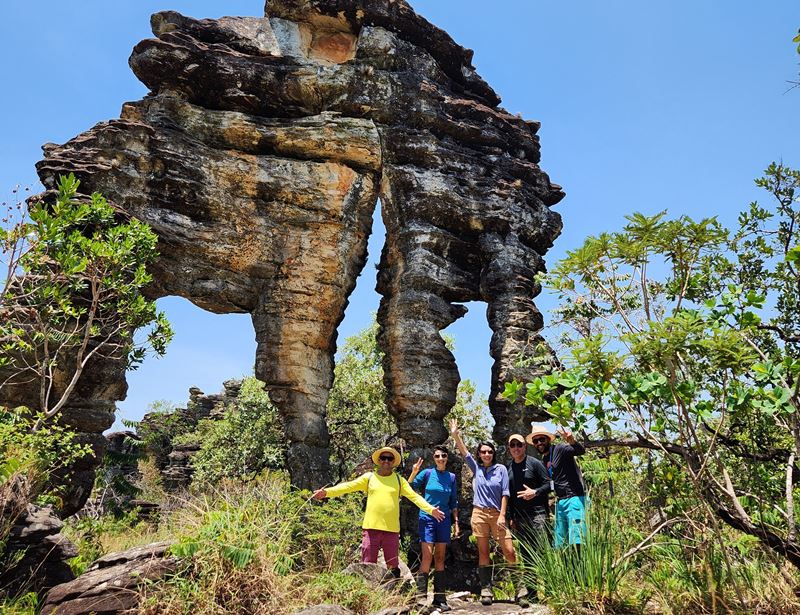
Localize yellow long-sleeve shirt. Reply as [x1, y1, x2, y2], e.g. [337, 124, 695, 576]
[325, 471, 435, 532]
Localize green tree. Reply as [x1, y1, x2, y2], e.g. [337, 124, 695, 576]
[327, 320, 491, 479]
[179, 377, 285, 484]
[326, 321, 394, 480]
[0, 174, 172, 428]
[505, 163, 800, 568]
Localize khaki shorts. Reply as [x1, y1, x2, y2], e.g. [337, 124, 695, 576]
[471, 506, 512, 542]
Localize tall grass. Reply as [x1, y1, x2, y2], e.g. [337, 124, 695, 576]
[136, 472, 408, 615]
[645, 536, 800, 615]
[516, 501, 642, 614]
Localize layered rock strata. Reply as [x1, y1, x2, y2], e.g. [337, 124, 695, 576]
[34, 0, 563, 495]
[139, 381, 241, 490]
[41, 541, 177, 615]
[0, 504, 78, 595]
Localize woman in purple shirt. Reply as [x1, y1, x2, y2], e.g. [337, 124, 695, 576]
[450, 419, 518, 606]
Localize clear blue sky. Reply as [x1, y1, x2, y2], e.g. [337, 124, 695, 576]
[2, 1, 798, 429]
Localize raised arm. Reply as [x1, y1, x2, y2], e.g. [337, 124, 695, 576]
[449, 418, 469, 457]
[408, 457, 424, 486]
[557, 427, 585, 456]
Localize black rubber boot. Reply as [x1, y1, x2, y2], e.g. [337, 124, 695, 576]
[432, 570, 451, 611]
[414, 571, 429, 603]
[478, 565, 493, 606]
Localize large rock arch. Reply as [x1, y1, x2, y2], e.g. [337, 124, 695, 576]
[33, 0, 563, 506]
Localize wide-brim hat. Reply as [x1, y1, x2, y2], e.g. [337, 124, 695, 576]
[526, 426, 556, 445]
[371, 446, 401, 467]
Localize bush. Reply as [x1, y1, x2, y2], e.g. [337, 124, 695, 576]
[0, 592, 38, 615]
[63, 509, 151, 575]
[177, 378, 284, 485]
[0, 408, 91, 519]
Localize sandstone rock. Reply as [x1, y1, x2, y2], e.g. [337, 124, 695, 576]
[40, 541, 177, 615]
[342, 562, 394, 587]
[0, 504, 77, 595]
[33, 0, 564, 499]
[292, 606, 356, 615]
[368, 607, 412, 615]
[137, 381, 242, 492]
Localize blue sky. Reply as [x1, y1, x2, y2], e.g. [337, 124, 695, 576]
[2, 1, 798, 428]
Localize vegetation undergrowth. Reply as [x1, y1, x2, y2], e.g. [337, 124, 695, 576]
[518, 500, 642, 614]
[107, 472, 409, 615]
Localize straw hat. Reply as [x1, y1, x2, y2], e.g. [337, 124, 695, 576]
[526, 425, 556, 445]
[371, 446, 401, 467]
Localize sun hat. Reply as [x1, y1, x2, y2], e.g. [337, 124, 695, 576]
[371, 446, 401, 467]
[526, 425, 556, 445]
[507, 434, 526, 445]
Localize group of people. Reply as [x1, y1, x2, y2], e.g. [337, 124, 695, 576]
[311, 418, 587, 609]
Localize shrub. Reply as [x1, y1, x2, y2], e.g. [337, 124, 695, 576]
[177, 378, 284, 485]
[138, 473, 404, 615]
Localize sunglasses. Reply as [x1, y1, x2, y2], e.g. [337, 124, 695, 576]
[479, 449, 494, 455]
[379, 455, 395, 462]
[508, 441, 525, 448]
[531, 437, 549, 445]
[433, 453, 448, 459]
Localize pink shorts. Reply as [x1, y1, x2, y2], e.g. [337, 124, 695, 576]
[361, 529, 400, 568]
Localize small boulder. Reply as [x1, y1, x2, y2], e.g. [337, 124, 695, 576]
[40, 541, 177, 615]
[291, 606, 355, 615]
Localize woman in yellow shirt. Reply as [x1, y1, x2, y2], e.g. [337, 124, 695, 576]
[312, 446, 445, 579]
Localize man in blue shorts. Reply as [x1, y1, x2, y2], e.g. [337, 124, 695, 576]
[527, 425, 587, 549]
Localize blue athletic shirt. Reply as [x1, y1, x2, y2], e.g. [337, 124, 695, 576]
[412, 468, 458, 520]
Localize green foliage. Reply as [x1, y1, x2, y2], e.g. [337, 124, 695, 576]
[305, 571, 397, 614]
[0, 408, 91, 509]
[327, 320, 491, 478]
[63, 509, 149, 575]
[1, 173, 172, 426]
[176, 378, 285, 486]
[0, 592, 38, 615]
[131, 400, 185, 470]
[137, 473, 404, 615]
[518, 502, 640, 613]
[327, 320, 395, 479]
[504, 163, 800, 571]
[446, 377, 491, 449]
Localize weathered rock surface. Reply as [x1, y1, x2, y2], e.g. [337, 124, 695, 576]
[138, 379, 241, 490]
[40, 541, 177, 615]
[0, 504, 78, 595]
[292, 606, 356, 615]
[34, 0, 563, 497]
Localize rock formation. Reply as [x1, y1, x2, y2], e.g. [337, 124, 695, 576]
[0, 504, 78, 596]
[40, 541, 177, 615]
[33, 0, 563, 498]
[139, 380, 242, 490]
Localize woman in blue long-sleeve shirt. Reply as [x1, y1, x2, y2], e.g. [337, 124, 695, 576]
[408, 445, 459, 611]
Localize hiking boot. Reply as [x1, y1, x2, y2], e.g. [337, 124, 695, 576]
[432, 570, 451, 611]
[512, 567, 530, 607]
[478, 565, 493, 606]
[515, 585, 530, 608]
[414, 571, 429, 603]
